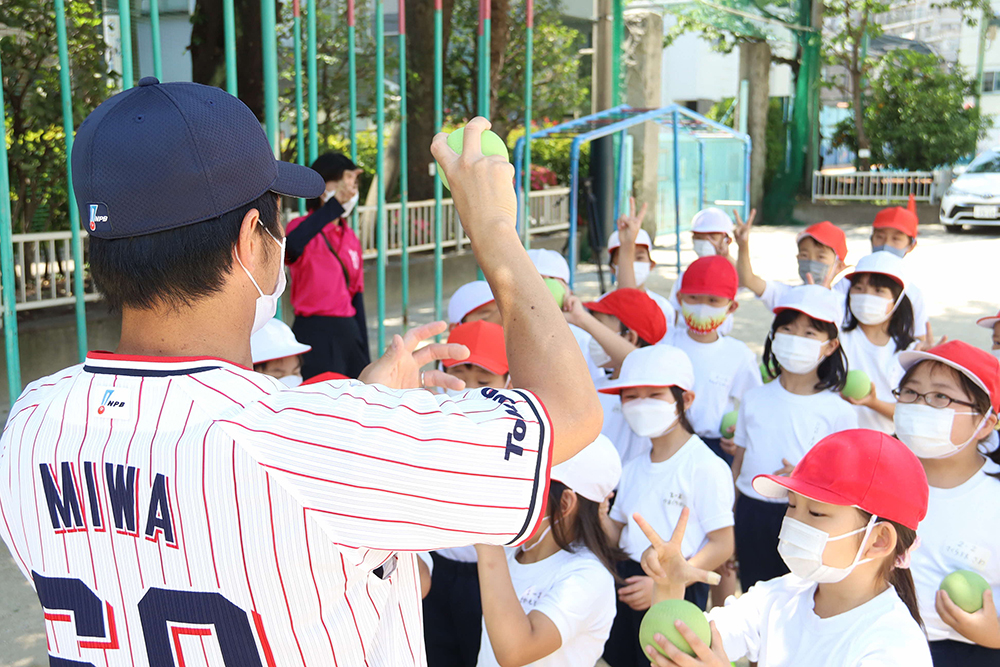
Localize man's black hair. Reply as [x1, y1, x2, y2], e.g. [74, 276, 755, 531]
[89, 191, 280, 311]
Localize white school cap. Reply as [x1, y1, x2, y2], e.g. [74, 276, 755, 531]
[691, 208, 734, 235]
[607, 228, 654, 253]
[598, 345, 695, 394]
[843, 251, 908, 288]
[448, 281, 495, 324]
[550, 434, 622, 503]
[251, 318, 311, 364]
[773, 284, 843, 325]
[527, 248, 571, 283]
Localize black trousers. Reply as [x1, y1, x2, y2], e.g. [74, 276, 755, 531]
[930, 639, 1000, 666]
[734, 494, 789, 592]
[602, 559, 709, 667]
[293, 312, 371, 380]
[422, 553, 483, 667]
[702, 436, 734, 467]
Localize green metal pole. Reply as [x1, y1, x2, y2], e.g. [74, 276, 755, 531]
[262, 0, 279, 157]
[224, 0, 238, 95]
[119, 0, 134, 88]
[523, 0, 533, 250]
[307, 0, 318, 163]
[611, 0, 623, 106]
[376, 0, 386, 351]
[348, 0, 359, 233]
[0, 53, 23, 402]
[434, 0, 444, 325]
[149, 0, 163, 80]
[399, 0, 409, 329]
[55, 0, 88, 362]
[294, 1, 306, 215]
[478, 0, 491, 117]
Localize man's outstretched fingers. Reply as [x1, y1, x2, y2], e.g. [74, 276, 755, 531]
[421, 369, 466, 391]
[413, 343, 470, 367]
[403, 321, 449, 352]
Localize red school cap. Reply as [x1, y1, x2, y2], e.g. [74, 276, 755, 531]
[753, 429, 929, 530]
[442, 320, 509, 376]
[677, 255, 738, 300]
[873, 206, 919, 238]
[898, 340, 1000, 413]
[584, 288, 667, 345]
[796, 221, 848, 262]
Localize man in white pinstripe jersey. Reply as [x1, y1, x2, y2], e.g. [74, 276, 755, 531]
[0, 78, 601, 666]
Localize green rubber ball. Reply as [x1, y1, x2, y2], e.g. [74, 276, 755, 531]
[842, 369, 872, 400]
[760, 361, 775, 384]
[940, 570, 990, 613]
[720, 410, 738, 439]
[639, 599, 712, 658]
[438, 127, 510, 190]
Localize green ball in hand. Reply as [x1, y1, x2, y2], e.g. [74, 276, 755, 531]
[760, 361, 775, 384]
[438, 126, 510, 191]
[639, 599, 712, 658]
[940, 570, 990, 613]
[544, 278, 566, 309]
[842, 369, 872, 400]
[720, 410, 738, 439]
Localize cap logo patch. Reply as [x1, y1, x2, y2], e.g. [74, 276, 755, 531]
[88, 203, 109, 232]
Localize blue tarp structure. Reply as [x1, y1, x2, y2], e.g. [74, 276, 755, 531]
[514, 104, 751, 287]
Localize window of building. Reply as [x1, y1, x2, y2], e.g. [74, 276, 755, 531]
[983, 71, 999, 93]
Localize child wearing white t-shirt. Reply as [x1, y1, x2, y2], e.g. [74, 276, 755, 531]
[606, 199, 676, 327]
[474, 435, 622, 667]
[598, 345, 735, 667]
[663, 255, 761, 465]
[892, 341, 1000, 666]
[732, 285, 858, 590]
[638, 429, 932, 667]
[839, 251, 918, 433]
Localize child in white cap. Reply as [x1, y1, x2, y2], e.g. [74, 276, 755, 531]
[977, 309, 1000, 359]
[732, 285, 857, 592]
[839, 251, 919, 433]
[448, 280, 500, 328]
[250, 317, 312, 387]
[606, 199, 677, 328]
[474, 435, 623, 667]
[598, 345, 735, 666]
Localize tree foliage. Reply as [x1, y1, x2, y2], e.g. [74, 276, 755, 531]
[832, 50, 990, 170]
[2, 0, 115, 233]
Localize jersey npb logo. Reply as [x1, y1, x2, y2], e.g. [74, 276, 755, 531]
[94, 387, 132, 420]
[88, 203, 109, 231]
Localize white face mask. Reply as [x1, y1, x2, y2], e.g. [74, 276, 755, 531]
[692, 239, 716, 258]
[621, 397, 679, 438]
[893, 402, 991, 459]
[771, 332, 826, 375]
[681, 302, 730, 334]
[520, 516, 559, 553]
[633, 261, 652, 287]
[340, 192, 360, 217]
[777, 514, 878, 584]
[849, 293, 896, 326]
[235, 223, 287, 334]
[278, 374, 303, 389]
[588, 336, 613, 368]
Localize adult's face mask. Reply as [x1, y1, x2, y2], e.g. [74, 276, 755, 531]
[893, 402, 991, 459]
[279, 374, 303, 389]
[777, 514, 878, 583]
[340, 192, 360, 217]
[872, 244, 907, 259]
[621, 397, 679, 438]
[692, 239, 716, 258]
[235, 222, 287, 334]
[588, 337, 613, 368]
[771, 332, 825, 374]
[849, 293, 895, 326]
[681, 302, 729, 334]
[798, 259, 833, 286]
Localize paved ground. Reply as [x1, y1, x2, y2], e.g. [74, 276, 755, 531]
[0, 220, 998, 666]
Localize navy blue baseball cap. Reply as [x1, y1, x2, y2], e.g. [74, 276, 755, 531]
[72, 77, 324, 239]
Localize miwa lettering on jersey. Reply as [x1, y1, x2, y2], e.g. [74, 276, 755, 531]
[0, 352, 552, 666]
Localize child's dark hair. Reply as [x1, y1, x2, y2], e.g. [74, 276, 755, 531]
[856, 510, 922, 628]
[898, 360, 1000, 479]
[547, 480, 626, 580]
[763, 309, 848, 392]
[843, 273, 915, 353]
[669, 386, 696, 435]
[616, 321, 654, 348]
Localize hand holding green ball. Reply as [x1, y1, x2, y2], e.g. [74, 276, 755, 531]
[940, 570, 990, 613]
[437, 126, 510, 191]
[719, 410, 738, 439]
[639, 599, 712, 658]
[842, 369, 872, 400]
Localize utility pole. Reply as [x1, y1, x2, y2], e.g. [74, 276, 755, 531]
[592, 0, 616, 261]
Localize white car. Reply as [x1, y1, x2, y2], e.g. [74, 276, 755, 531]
[940, 148, 1000, 232]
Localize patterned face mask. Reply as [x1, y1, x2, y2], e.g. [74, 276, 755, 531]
[681, 302, 730, 334]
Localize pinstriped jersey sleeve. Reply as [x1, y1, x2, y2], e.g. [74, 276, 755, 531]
[215, 381, 552, 552]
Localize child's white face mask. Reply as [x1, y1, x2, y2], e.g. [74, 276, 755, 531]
[777, 514, 878, 583]
[621, 397, 679, 438]
[849, 293, 896, 326]
[893, 402, 991, 459]
[771, 332, 825, 374]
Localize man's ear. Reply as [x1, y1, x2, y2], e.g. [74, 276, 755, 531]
[234, 208, 262, 270]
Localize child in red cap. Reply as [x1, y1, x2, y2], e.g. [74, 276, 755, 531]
[893, 341, 1000, 665]
[664, 256, 760, 466]
[734, 211, 849, 317]
[562, 288, 667, 375]
[832, 205, 931, 344]
[637, 429, 932, 667]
